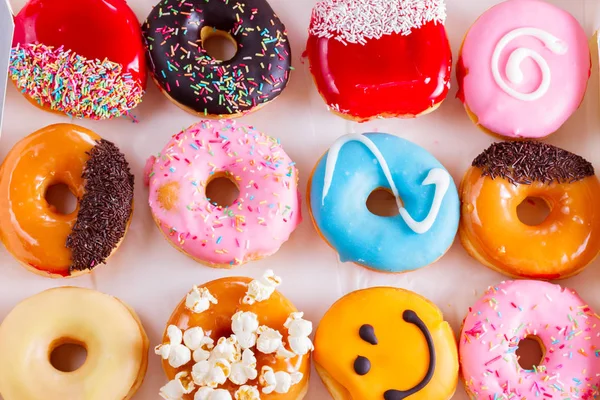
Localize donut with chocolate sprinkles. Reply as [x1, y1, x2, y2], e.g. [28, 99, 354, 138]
[472, 141, 594, 185]
[142, 0, 292, 117]
[460, 141, 600, 280]
[0, 124, 134, 278]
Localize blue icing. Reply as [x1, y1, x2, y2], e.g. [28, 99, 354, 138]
[309, 133, 459, 272]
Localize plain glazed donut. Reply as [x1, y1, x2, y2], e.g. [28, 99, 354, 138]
[0, 287, 149, 400]
[460, 141, 600, 279]
[308, 133, 459, 273]
[145, 120, 301, 268]
[460, 280, 600, 399]
[314, 287, 458, 400]
[156, 272, 312, 399]
[0, 123, 134, 277]
[142, 0, 291, 118]
[456, 0, 590, 139]
[306, 0, 452, 121]
[10, 0, 146, 119]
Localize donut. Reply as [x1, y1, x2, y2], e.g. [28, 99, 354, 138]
[0, 123, 134, 277]
[460, 280, 600, 399]
[156, 272, 312, 399]
[314, 287, 458, 400]
[307, 133, 459, 273]
[9, 0, 146, 120]
[460, 141, 600, 279]
[142, 0, 291, 118]
[0, 287, 149, 400]
[457, 0, 590, 139]
[306, 0, 452, 121]
[145, 119, 301, 268]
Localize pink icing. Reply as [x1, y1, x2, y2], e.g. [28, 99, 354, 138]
[460, 280, 600, 399]
[146, 120, 301, 266]
[458, 0, 590, 139]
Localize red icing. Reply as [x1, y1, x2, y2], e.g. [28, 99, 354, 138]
[455, 56, 466, 103]
[306, 21, 452, 120]
[12, 0, 146, 87]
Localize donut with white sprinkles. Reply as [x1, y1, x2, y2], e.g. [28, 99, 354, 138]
[142, 0, 292, 117]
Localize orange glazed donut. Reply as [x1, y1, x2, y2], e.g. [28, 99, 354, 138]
[460, 141, 600, 279]
[0, 123, 134, 277]
[156, 271, 312, 400]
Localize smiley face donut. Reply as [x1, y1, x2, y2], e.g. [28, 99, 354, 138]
[457, 0, 590, 139]
[306, 0, 452, 121]
[145, 120, 301, 268]
[143, 0, 291, 118]
[0, 287, 149, 400]
[308, 133, 459, 273]
[460, 141, 600, 279]
[314, 287, 458, 400]
[10, 0, 146, 120]
[156, 272, 312, 399]
[460, 280, 600, 399]
[0, 123, 134, 277]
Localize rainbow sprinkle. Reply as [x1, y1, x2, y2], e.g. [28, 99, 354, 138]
[9, 43, 144, 120]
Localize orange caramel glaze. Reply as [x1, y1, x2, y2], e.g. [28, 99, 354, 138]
[0, 123, 99, 277]
[162, 277, 310, 399]
[459, 166, 600, 279]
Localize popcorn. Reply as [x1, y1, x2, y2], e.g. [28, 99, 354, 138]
[192, 358, 231, 388]
[259, 366, 303, 394]
[243, 270, 281, 305]
[234, 385, 261, 400]
[159, 371, 195, 400]
[194, 387, 233, 400]
[211, 336, 241, 363]
[186, 286, 218, 313]
[284, 312, 314, 356]
[155, 325, 192, 368]
[230, 349, 258, 385]
[183, 327, 215, 362]
[256, 326, 283, 354]
[231, 311, 259, 349]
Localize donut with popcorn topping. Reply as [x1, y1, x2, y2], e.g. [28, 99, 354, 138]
[145, 120, 301, 268]
[306, 0, 452, 121]
[10, 0, 146, 120]
[156, 273, 312, 400]
[460, 280, 600, 400]
[142, 0, 292, 118]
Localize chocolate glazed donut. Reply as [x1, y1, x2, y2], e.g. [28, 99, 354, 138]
[142, 0, 292, 117]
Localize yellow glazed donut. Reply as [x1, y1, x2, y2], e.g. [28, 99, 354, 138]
[314, 287, 458, 400]
[0, 123, 134, 278]
[0, 287, 149, 400]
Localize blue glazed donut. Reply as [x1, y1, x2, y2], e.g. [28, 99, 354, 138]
[308, 133, 459, 272]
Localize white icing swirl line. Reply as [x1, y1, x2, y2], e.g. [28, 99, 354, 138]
[491, 27, 568, 102]
[321, 134, 450, 234]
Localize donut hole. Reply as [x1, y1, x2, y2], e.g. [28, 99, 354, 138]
[50, 341, 87, 372]
[367, 188, 402, 217]
[200, 26, 238, 62]
[517, 197, 551, 226]
[516, 335, 545, 371]
[206, 174, 240, 208]
[45, 183, 77, 215]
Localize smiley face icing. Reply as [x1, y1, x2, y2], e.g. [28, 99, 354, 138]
[314, 287, 458, 400]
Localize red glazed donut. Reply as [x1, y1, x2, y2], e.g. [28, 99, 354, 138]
[9, 0, 146, 120]
[306, 0, 452, 121]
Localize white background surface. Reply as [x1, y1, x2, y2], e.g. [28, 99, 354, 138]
[2, 0, 600, 399]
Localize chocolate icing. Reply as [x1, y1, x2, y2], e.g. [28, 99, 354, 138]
[359, 324, 378, 345]
[354, 355, 371, 375]
[383, 310, 436, 400]
[142, 0, 292, 116]
[472, 141, 594, 185]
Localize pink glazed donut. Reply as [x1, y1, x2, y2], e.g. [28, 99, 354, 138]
[457, 0, 591, 139]
[145, 120, 301, 268]
[460, 280, 600, 399]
